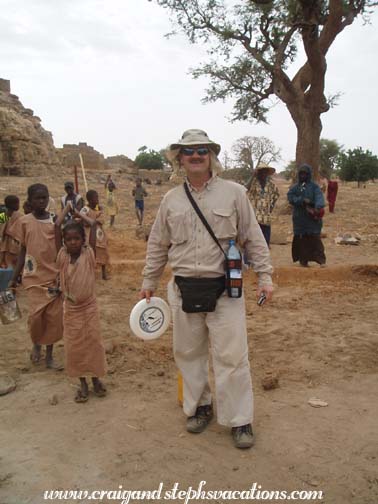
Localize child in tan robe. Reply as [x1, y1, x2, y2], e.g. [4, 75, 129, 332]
[55, 204, 107, 402]
[0, 195, 22, 268]
[80, 190, 109, 280]
[9, 184, 63, 369]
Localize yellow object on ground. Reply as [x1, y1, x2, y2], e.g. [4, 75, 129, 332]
[178, 371, 183, 406]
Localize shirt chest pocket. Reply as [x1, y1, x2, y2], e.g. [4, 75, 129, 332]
[167, 211, 191, 244]
[211, 208, 237, 239]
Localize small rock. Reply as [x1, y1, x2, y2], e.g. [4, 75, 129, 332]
[157, 370, 165, 377]
[335, 234, 360, 245]
[261, 372, 279, 390]
[232, 466, 239, 471]
[308, 397, 328, 408]
[308, 479, 320, 487]
[0, 374, 16, 396]
[49, 394, 59, 406]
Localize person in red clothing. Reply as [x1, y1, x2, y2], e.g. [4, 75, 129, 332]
[327, 177, 339, 213]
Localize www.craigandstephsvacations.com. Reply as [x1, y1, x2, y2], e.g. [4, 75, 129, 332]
[43, 481, 324, 502]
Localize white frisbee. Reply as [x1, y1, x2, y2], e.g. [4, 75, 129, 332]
[129, 297, 171, 340]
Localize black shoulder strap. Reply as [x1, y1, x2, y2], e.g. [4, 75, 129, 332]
[183, 182, 227, 260]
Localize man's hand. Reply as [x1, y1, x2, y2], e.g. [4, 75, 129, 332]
[256, 285, 273, 305]
[139, 289, 154, 303]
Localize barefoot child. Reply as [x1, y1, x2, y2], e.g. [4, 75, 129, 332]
[55, 205, 107, 402]
[9, 184, 63, 368]
[0, 195, 22, 268]
[80, 190, 109, 280]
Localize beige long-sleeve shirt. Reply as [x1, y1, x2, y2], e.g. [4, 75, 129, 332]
[142, 176, 273, 291]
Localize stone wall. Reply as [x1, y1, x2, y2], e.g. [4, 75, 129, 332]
[57, 142, 106, 171]
[0, 79, 61, 176]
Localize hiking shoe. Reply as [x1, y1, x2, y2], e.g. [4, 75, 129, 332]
[186, 404, 214, 433]
[232, 424, 254, 449]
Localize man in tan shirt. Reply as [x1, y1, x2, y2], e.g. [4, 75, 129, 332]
[140, 129, 273, 449]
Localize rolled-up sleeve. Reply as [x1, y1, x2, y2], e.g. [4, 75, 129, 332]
[237, 189, 273, 286]
[141, 198, 170, 291]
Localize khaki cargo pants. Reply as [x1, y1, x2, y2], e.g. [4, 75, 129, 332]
[168, 279, 253, 428]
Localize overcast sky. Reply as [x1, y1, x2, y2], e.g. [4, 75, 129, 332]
[1, 0, 377, 170]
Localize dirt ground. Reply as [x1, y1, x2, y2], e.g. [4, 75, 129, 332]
[0, 173, 377, 504]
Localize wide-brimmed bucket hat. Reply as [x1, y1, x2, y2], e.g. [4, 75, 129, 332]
[256, 162, 276, 176]
[169, 129, 221, 155]
[166, 129, 223, 175]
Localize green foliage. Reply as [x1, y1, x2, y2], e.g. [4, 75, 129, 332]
[338, 147, 378, 185]
[135, 148, 165, 170]
[319, 138, 343, 178]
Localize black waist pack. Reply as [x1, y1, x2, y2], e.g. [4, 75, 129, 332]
[174, 276, 225, 313]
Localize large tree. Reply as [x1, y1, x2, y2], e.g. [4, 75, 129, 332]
[232, 135, 281, 171]
[338, 147, 378, 186]
[154, 0, 376, 178]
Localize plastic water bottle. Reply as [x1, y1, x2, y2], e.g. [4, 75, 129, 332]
[227, 239, 242, 298]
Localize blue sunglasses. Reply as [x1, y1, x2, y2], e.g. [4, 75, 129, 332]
[180, 146, 210, 156]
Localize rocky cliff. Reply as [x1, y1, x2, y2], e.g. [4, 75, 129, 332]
[0, 78, 61, 176]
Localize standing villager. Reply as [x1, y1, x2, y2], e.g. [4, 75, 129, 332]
[287, 164, 326, 267]
[247, 163, 279, 246]
[9, 184, 63, 368]
[0, 195, 22, 269]
[55, 205, 107, 403]
[132, 178, 148, 226]
[60, 181, 84, 222]
[140, 129, 273, 449]
[104, 175, 119, 227]
[327, 177, 339, 213]
[80, 190, 109, 280]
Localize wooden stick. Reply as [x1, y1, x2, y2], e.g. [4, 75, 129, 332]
[79, 154, 88, 194]
[74, 165, 79, 193]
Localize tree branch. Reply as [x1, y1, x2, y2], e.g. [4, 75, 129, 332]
[292, 0, 365, 93]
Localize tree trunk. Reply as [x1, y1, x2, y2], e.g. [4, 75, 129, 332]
[294, 110, 322, 181]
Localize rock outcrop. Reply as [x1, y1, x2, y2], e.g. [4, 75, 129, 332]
[106, 154, 137, 174]
[0, 78, 61, 176]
